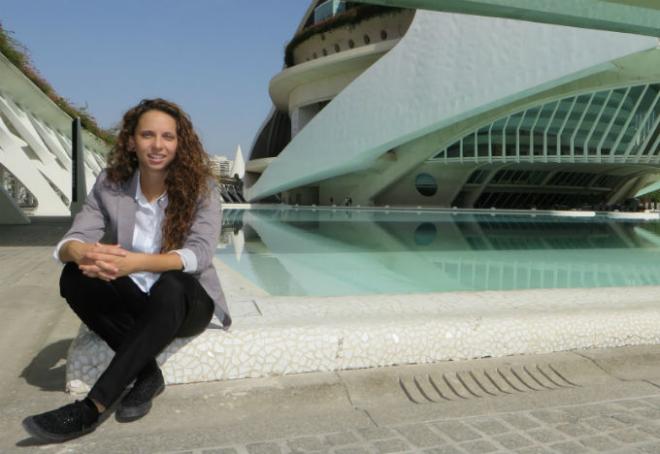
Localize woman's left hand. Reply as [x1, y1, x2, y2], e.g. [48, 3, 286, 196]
[82, 245, 143, 280]
[94, 252, 142, 279]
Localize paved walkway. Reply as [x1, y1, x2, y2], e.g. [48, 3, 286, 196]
[156, 394, 660, 454]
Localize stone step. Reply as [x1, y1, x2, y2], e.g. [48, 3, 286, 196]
[66, 277, 660, 393]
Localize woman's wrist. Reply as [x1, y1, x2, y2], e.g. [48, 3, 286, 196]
[134, 252, 183, 274]
[61, 241, 91, 265]
[132, 252, 149, 274]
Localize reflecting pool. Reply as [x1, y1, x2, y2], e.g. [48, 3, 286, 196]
[215, 209, 660, 296]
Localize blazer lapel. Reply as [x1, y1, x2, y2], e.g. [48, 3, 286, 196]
[117, 171, 139, 249]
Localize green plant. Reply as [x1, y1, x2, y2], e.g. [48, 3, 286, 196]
[0, 22, 115, 144]
[646, 189, 660, 203]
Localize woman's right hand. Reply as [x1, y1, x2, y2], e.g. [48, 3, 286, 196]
[61, 241, 127, 281]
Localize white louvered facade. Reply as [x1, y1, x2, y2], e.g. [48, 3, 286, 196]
[0, 52, 109, 223]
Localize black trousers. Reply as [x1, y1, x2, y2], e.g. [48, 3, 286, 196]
[60, 263, 214, 407]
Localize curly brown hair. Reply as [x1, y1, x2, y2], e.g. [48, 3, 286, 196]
[106, 98, 213, 252]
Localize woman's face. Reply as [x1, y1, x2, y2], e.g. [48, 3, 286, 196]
[129, 109, 178, 174]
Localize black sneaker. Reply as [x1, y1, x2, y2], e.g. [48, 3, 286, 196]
[22, 399, 99, 443]
[116, 367, 165, 422]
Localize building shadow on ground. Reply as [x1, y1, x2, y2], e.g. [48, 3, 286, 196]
[20, 338, 72, 392]
[0, 220, 71, 247]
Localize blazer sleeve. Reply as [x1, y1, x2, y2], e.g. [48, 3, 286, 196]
[173, 181, 221, 273]
[60, 170, 109, 245]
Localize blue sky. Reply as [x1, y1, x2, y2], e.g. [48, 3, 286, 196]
[1, 1, 311, 158]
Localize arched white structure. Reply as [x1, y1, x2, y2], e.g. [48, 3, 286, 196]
[0, 52, 109, 223]
[247, 2, 660, 208]
[231, 145, 245, 179]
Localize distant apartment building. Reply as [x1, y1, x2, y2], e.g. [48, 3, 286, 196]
[209, 155, 233, 179]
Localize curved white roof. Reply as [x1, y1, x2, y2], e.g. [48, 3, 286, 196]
[248, 10, 658, 201]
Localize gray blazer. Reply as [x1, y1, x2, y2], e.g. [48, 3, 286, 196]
[61, 169, 231, 329]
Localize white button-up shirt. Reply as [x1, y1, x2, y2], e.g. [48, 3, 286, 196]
[54, 174, 198, 293]
[130, 182, 168, 293]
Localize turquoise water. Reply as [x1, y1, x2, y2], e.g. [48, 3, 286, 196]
[215, 209, 660, 296]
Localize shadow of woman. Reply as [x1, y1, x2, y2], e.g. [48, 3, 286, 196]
[15, 333, 206, 446]
[20, 338, 72, 392]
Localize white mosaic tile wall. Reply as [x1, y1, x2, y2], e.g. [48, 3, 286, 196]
[66, 280, 660, 394]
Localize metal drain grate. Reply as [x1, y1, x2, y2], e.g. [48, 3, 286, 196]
[399, 364, 579, 404]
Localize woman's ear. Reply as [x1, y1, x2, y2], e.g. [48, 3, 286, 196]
[127, 136, 135, 152]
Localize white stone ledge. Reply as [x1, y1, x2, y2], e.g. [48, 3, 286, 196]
[66, 285, 660, 394]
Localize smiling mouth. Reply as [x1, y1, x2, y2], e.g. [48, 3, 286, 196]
[147, 154, 166, 163]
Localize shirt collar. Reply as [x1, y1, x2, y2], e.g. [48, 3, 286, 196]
[134, 171, 168, 206]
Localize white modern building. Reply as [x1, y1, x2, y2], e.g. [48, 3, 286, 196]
[246, 0, 660, 209]
[0, 52, 109, 223]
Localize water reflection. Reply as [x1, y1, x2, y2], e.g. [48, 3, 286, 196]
[216, 209, 660, 296]
[414, 223, 437, 246]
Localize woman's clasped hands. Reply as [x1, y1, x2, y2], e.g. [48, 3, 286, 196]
[78, 243, 140, 281]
